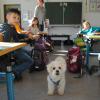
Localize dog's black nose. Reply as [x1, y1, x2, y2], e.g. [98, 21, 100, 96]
[56, 70, 59, 73]
[56, 70, 59, 75]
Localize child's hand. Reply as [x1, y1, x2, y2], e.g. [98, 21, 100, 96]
[93, 32, 100, 35]
[0, 32, 2, 35]
[28, 33, 33, 40]
[33, 34, 40, 40]
[45, 42, 51, 46]
[37, 32, 43, 35]
[0, 32, 4, 36]
[37, 32, 48, 36]
[22, 31, 30, 34]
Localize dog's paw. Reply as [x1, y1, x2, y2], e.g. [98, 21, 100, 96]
[58, 91, 64, 96]
[48, 92, 54, 96]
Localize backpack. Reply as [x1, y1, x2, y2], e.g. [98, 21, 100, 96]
[66, 47, 82, 73]
[32, 49, 48, 71]
[74, 34, 85, 46]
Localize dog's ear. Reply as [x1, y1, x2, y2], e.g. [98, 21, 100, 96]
[62, 59, 66, 67]
[47, 61, 54, 73]
[61, 60, 67, 72]
[56, 57, 66, 71]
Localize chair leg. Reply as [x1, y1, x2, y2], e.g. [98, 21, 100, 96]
[0, 72, 6, 83]
[99, 61, 100, 69]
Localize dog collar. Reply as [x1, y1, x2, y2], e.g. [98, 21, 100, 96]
[49, 76, 60, 86]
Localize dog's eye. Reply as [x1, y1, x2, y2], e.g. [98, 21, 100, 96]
[53, 67, 55, 70]
[59, 67, 61, 69]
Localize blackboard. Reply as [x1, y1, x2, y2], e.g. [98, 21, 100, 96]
[45, 2, 82, 25]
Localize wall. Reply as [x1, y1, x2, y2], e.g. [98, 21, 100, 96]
[0, 0, 100, 38]
[45, 0, 82, 2]
[0, 0, 82, 38]
[83, 0, 100, 27]
[46, 0, 100, 36]
[45, 0, 100, 27]
[45, 0, 83, 36]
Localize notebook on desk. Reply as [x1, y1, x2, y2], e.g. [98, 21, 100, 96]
[0, 42, 25, 47]
[89, 35, 100, 39]
[0, 46, 10, 50]
[86, 35, 100, 39]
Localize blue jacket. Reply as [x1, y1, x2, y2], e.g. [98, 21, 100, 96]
[79, 27, 100, 35]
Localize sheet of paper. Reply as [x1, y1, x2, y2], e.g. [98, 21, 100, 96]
[0, 42, 23, 47]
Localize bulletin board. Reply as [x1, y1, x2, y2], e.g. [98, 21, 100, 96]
[89, 0, 100, 12]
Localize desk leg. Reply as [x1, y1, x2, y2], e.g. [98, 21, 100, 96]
[6, 66, 15, 100]
[86, 40, 90, 69]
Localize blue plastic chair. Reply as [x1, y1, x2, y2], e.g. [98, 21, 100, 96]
[0, 72, 6, 83]
[0, 71, 15, 100]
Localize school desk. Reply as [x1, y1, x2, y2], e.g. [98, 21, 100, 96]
[0, 42, 27, 100]
[85, 35, 100, 69]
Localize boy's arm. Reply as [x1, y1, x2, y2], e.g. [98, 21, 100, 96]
[4, 32, 10, 42]
[92, 29, 100, 35]
[93, 32, 100, 35]
[0, 24, 11, 42]
[0, 24, 19, 42]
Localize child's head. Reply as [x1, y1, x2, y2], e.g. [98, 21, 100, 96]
[6, 8, 21, 25]
[31, 17, 39, 28]
[82, 21, 91, 30]
[37, 0, 44, 6]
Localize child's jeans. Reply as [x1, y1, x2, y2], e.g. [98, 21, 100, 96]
[12, 47, 33, 75]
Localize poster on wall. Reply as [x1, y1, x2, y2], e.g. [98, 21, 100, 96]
[96, 3, 100, 11]
[89, 2, 96, 12]
[22, 10, 33, 21]
[22, 13, 28, 21]
[97, 0, 100, 3]
[90, 0, 96, 2]
[89, 0, 100, 12]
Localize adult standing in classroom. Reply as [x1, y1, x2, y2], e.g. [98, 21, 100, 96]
[34, 0, 45, 31]
[34, 0, 52, 51]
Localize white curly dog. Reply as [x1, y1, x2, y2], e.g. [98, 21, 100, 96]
[47, 57, 66, 95]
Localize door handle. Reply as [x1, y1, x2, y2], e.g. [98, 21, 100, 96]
[63, 2, 67, 7]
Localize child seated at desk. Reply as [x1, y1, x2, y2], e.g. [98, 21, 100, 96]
[28, 17, 50, 50]
[0, 8, 34, 81]
[12, 14, 40, 41]
[79, 21, 100, 35]
[74, 21, 100, 51]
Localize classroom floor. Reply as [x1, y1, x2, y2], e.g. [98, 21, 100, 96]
[0, 46, 100, 100]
